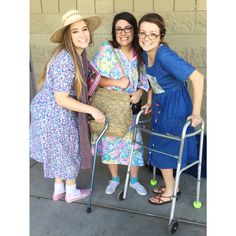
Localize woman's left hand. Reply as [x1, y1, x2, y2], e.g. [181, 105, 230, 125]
[187, 114, 202, 127]
[130, 89, 143, 104]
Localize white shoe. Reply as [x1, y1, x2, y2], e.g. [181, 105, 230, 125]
[129, 182, 147, 196]
[105, 180, 120, 194]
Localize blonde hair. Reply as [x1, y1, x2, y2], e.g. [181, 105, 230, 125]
[37, 22, 90, 98]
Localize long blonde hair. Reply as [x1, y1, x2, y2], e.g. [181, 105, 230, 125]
[37, 25, 86, 98]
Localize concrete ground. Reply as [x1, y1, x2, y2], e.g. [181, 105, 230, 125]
[30, 157, 206, 236]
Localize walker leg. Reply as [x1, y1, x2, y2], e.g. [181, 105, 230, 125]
[87, 120, 109, 212]
[169, 132, 186, 226]
[87, 141, 99, 213]
[150, 166, 158, 186]
[121, 126, 138, 200]
[87, 156, 96, 211]
[193, 129, 204, 209]
[169, 162, 181, 225]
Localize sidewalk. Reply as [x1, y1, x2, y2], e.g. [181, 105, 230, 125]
[30, 158, 206, 236]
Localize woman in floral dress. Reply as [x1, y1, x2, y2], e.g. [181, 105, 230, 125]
[30, 10, 105, 203]
[92, 12, 149, 196]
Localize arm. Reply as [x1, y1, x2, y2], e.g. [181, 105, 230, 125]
[187, 69, 205, 127]
[141, 88, 153, 114]
[54, 92, 105, 123]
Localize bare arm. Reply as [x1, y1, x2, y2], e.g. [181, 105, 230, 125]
[54, 91, 105, 123]
[187, 69, 205, 127]
[141, 88, 153, 114]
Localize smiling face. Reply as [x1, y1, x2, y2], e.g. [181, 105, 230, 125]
[138, 21, 161, 53]
[115, 19, 134, 48]
[70, 20, 90, 54]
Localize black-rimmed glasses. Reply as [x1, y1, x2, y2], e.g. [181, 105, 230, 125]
[115, 26, 133, 34]
[138, 32, 160, 40]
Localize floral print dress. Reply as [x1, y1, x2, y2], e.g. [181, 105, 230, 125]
[92, 41, 149, 166]
[30, 49, 82, 179]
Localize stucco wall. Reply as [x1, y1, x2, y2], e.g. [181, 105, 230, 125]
[30, 0, 206, 122]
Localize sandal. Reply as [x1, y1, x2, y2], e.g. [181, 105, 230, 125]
[148, 193, 178, 206]
[152, 186, 181, 196]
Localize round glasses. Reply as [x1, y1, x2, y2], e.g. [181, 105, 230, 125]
[138, 32, 160, 40]
[115, 26, 133, 34]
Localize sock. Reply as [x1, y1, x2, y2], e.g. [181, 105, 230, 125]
[112, 176, 120, 183]
[54, 182, 65, 194]
[66, 184, 81, 195]
[130, 177, 138, 184]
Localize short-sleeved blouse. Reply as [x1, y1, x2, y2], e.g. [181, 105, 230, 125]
[93, 41, 149, 93]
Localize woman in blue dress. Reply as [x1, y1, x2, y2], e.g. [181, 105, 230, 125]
[30, 10, 105, 203]
[138, 13, 204, 205]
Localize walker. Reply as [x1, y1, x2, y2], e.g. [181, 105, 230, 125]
[117, 109, 205, 234]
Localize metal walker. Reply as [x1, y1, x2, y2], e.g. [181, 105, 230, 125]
[86, 110, 205, 234]
[116, 109, 205, 234]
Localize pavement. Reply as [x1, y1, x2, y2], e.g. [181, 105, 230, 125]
[30, 156, 206, 236]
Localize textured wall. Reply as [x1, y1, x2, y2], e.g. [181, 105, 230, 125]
[30, 0, 206, 122]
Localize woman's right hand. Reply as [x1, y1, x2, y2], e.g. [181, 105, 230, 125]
[117, 76, 129, 89]
[141, 103, 152, 114]
[90, 107, 106, 123]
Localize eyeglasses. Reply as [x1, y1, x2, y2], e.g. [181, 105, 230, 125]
[138, 32, 160, 40]
[115, 26, 133, 34]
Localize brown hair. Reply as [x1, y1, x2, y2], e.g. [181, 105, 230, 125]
[138, 13, 167, 45]
[37, 20, 91, 98]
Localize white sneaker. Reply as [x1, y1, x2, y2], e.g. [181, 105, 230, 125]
[129, 182, 147, 196]
[105, 180, 120, 194]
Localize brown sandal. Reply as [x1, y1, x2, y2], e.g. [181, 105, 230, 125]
[152, 186, 181, 196]
[149, 193, 176, 205]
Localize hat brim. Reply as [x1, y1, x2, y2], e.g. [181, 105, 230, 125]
[49, 15, 101, 43]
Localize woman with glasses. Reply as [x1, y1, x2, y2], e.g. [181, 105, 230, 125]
[138, 13, 204, 205]
[92, 12, 149, 196]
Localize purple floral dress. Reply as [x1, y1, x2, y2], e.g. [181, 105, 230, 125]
[92, 41, 149, 166]
[30, 49, 81, 179]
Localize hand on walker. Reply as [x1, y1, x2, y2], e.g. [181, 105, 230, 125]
[130, 90, 142, 104]
[141, 103, 152, 114]
[118, 76, 129, 89]
[187, 114, 202, 127]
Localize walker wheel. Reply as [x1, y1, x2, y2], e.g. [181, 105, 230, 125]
[168, 220, 179, 234]
[193, 201, 202, 209]
[117, 190, 125, 201]
[86, 207, 92, 213]
[150, 179, 158, 186]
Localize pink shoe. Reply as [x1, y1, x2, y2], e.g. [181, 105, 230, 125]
[52, 192, 65, 201]
[65, 188, 90, 203]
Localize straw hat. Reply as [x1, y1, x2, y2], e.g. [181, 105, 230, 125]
[49, 10, 101, 43]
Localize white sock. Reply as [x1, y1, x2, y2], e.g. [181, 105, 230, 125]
[54, 182, 65, 194]
[66, 184, 81, 195]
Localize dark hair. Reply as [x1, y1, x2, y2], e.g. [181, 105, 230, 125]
[138, 13, 167, 45]
[109, 12, 144, 73]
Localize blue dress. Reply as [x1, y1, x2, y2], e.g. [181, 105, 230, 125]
[144, 44, 198, 169]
